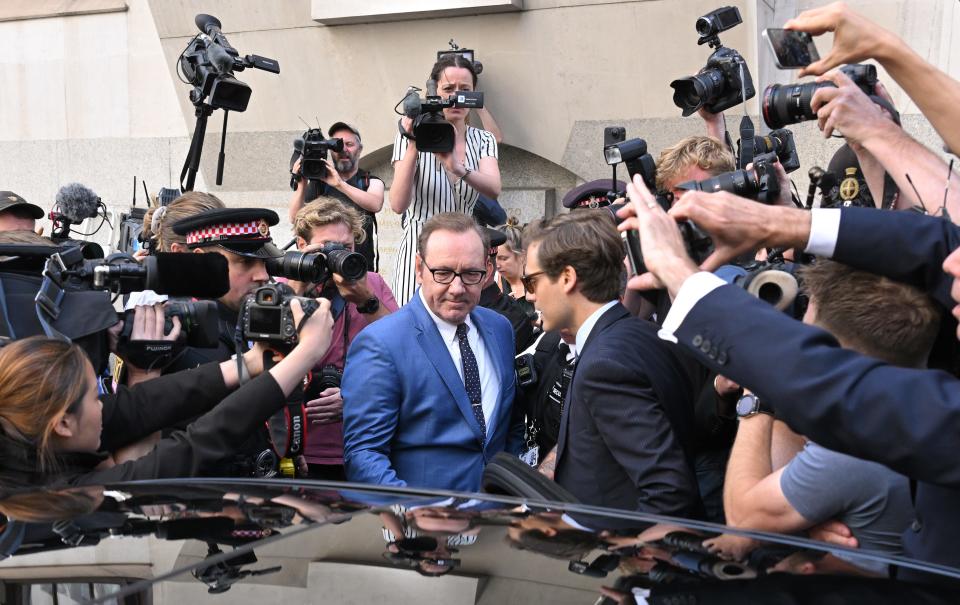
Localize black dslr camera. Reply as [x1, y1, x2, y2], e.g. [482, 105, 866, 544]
[676, 151, 782, 204]
[241, 284, 320, 346]
[602, 136, 714, 276]
[762, 63, 878, 129]
[400, 80, 484, 153]
[266, 246, 367, 284]
[745, 128, 800, 173]
[291, 128, 344, 184]
[671, 6, 755, 116]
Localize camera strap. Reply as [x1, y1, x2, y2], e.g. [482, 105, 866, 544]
[261, 348, 307, 461]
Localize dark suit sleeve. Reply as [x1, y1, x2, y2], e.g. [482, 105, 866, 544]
[75, 371, 286, 484]
[675, 284, 960, 486]
[832, 207, 960, 308]
[341, 328, 406, 487]
[578, 355, 699, 516]
[99, 362, 231, 453]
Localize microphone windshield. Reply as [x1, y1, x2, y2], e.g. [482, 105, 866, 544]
[146, 253, 230, 298]
[55, 183, 101, 223]
[195, 13, 222, 36]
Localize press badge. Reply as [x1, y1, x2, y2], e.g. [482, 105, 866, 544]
[520, 447, 539, 467]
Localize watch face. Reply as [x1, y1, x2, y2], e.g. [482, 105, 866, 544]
[736, 395, 757, 417]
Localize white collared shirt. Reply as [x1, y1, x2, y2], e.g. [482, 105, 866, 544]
[658, 208, 842, 341]
[574, 300, 619, 355]
[419, 289, 500, 436]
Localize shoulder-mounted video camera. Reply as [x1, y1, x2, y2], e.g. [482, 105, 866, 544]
[670, 6, 755, 116]
[399, 80, 484, 153]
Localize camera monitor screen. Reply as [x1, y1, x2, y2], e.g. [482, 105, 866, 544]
[248, 306, 282, 336]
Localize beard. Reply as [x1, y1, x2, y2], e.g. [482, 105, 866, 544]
[335, 154, 357, 174]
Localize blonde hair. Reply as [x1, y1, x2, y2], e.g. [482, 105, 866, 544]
[294, 196, 366, 244]
[656, 136, 735, 192]
[142, 191, 225, 252]
[0, 337, 91, 472]
[496, 216, 524, 254]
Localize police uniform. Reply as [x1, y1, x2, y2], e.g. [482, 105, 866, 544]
[163, 208, 285, 477]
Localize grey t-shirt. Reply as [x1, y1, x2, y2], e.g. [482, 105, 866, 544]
[780, 441, 913, 555]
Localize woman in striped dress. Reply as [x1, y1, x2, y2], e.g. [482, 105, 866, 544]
[390, 54, 501, 304]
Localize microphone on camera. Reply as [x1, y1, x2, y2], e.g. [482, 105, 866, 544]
[54, 183, 101, 224]
[146, 253, 230, 298]
[195, 14, 222, 37]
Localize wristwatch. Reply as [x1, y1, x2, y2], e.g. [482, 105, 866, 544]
[356, 296, 380, 315]
[736, 393, 774, 419]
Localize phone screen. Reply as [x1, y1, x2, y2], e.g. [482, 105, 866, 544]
[764, 28, 820, 69]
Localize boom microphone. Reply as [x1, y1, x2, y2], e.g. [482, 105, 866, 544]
[147, 253, 230, 298]
[195, 14, 222, 37]
[54, 183, 101, 223]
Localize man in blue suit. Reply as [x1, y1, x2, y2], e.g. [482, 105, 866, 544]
[618, 173, 960, 580]
[342, 212, 522, 491]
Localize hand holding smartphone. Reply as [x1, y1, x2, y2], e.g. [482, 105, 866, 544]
[763, 28, 820, 69]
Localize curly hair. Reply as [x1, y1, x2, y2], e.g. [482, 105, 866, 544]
[655, 136, 735, 192]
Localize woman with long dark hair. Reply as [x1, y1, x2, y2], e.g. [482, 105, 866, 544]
[390, 54, 502, 304]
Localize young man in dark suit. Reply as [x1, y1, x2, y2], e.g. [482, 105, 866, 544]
[523, 210, 701, 517]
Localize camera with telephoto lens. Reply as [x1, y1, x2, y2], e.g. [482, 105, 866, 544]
[603, 136, 715, 276]
[676, 151, 782, 204]
[266, 245, 367, 284]
[241, 284, 320, 346]
[670, 6, 755, 117]
[762, 63, 878, 129]
[400, 80, 484, 153]
[291, 128, 344, 184]
[745, 128, 800, 173]
[118, 300, 220, 349]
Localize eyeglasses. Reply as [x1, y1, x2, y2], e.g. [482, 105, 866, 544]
[521, 270, 546, 293]
[424, 262, 486, 286]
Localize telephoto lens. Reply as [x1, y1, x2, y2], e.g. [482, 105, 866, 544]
[266, 250, 330, 283]
[762, 64, 878, 129]
[324, 245, 367, 281]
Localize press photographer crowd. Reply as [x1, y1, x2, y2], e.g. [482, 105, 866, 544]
[2, 0, 960, 588]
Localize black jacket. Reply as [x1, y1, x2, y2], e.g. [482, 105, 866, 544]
[672, 207, 960, 581]
[555, 303, 701, 518]
[0, 361, 284, 490]
[480, 284, 535, 353]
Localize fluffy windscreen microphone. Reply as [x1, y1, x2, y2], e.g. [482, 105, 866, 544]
[144, 253, 230, 298]
[55, 183, 101, 223]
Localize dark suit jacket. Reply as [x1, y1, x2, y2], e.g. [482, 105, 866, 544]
[555, 303, 701, 517]
[672, 207, 960, 578]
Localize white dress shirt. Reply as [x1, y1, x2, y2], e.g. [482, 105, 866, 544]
[575, 300, 619, 354]
[658, 207, 843, 341]
[419, 289, 500, 436]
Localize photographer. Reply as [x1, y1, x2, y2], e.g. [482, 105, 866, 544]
[0, 192, 43, 233]
[618, 174, 960, 578]
[287, 122, 385, 271]
[390, 53, 501, 305]
[288, 197, 399, 480]
[0, 297, 333, 490]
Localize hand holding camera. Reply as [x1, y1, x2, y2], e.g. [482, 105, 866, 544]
[810, 69, 895, 148]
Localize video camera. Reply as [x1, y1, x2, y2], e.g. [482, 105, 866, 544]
[762, 63, 878, 129]
[670, 6, 755, 117]
[676, 151, 782, 204]
[118, 300, 220, 349]
[400, 80, 484, 153]
[179, 14, 279, 113]
[290, 128, 343, 185]
[240, 284, 319, 347]
[265, 246, 367, 284]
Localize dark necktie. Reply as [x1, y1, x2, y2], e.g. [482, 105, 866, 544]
[456, 323, 486, 443]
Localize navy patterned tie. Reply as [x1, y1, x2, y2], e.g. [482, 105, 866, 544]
[456, 323, 486, 443]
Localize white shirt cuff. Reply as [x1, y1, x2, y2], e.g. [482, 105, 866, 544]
[804, 208, 842, 257]
[658, 272, 726, 344]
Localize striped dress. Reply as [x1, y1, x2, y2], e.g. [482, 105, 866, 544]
[390, 126, 499, 305]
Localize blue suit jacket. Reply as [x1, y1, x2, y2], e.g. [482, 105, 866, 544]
[673, 207, 960, 578]
[341, 289, 522, 491]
